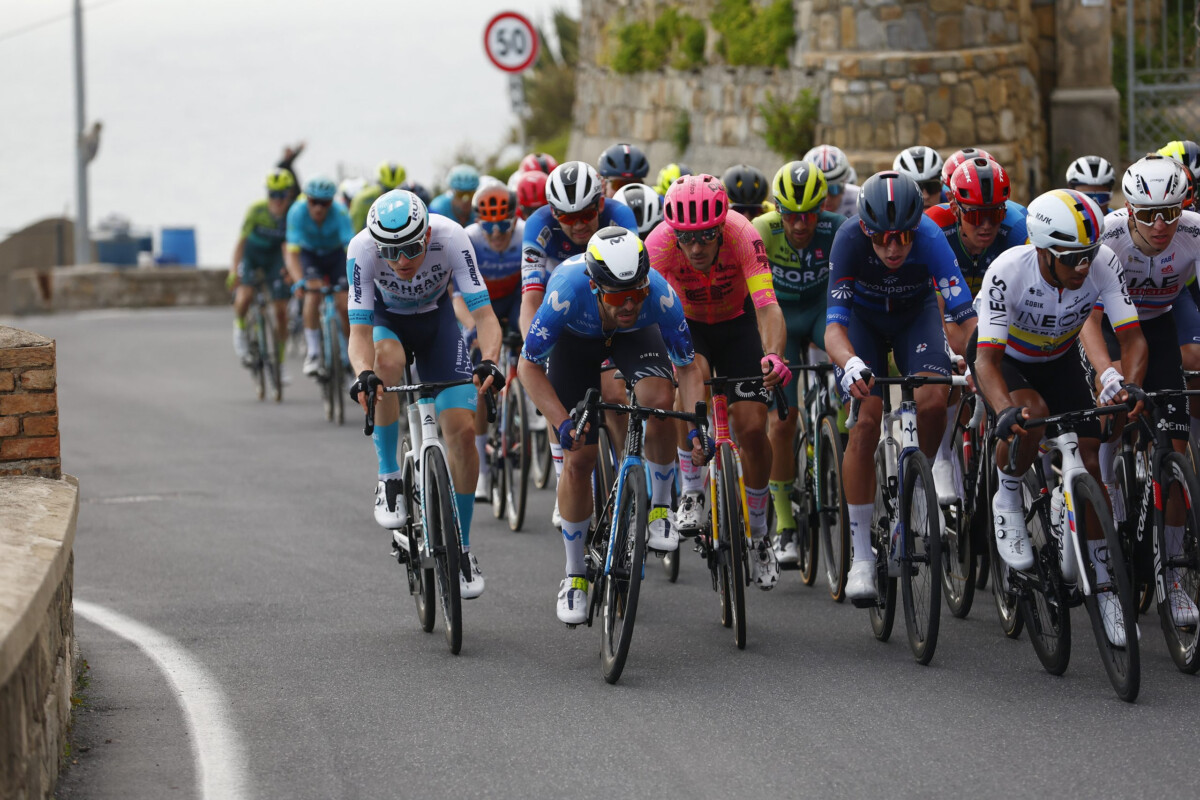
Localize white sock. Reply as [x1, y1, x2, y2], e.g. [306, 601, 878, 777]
[551, 441, 564, 479]
[561, 517, 588, 576]
[647, 459, 675, 507]
[475, 434, 489, 475]
[1098, 441, 1116, 486]
[848, 502, 874, 562]
[1089, 538, 1110, 585]
[746, 485, 769, 540]
[679, 447, 705, 493]
[936, 405, 956, 463]
[304, 328, 321, 357]
[995, 475, 1022, 510]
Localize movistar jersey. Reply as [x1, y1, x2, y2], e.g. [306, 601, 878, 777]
[286, 196, 354, 255]
[753, 209, 845, 305]
[240, 199, 287, 267]
[925, 199, 1029, 296]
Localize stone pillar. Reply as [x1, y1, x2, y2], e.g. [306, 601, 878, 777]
[0, 328, 60, 479]
[1048, 0, 1121, 181]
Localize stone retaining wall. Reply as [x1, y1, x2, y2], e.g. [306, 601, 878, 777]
[5, 265, 228, 317]
[0, 329, 59, 480]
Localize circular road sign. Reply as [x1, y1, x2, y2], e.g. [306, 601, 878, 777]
[484, 11, 539, 73]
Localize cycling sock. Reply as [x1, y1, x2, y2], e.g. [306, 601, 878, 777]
[1098, 441, 1116, 485]
[475, 434, 489, 475]
[936, 405, 956, 463]
[678, 447, 705, 493]
[373, 421, 400, 476]
[995, 475, 1022, 510]
[647, 459, 675, 507]
[561, 517, 588, 575]
[848, 502, 874, 561]
[1089, 538, 1110, 584]
[234, 317, 245, 330]
[456, 492, 474, 550]
[304, 328, 321, 356]
[746, 486, 769, 540]
[551, 441, 564, 480]
[769, 480, 796, 530]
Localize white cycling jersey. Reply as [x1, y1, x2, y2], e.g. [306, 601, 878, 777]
[834, 183, 860, 218]
[1099, 208, 1200, 320]
[974, 243, 1138, 363]
[346, 214, 490, 325]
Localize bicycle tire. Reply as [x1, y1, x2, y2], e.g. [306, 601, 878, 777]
[326, 313, 345, 425]
[532, 424, 553, 489]
[504, 380, 531, 532]
[592, 424, 617, 530]
[489, 419, 506, 520]
[601, 466, 648, 684]
[1154, 451, 1200, 674]
[941, 424, 976, 618]
[662, 480, 680, 582]
[248, 308, 267, 401]
[426, 448, 463, 655]
[262, 309, 282, 403]
[868, 448, 897, 642]
[794, 424, 819, 586]
[1020, 469, 1071, 675]
[318, 320, 334, 421]
[1115, 450, 1155, 615]
[984, 447, 1024, 639]
[716, 443, 748, 649]
[900, 452, 943, 664]
[403, 438, 436, 634]
[817, 415, 850, 602]
[1074, 473, 1140, 702]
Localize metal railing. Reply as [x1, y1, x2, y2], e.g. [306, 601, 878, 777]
[1126, 0, 1200, 159]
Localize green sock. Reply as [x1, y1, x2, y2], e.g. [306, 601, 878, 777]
[234, 317, 246, 330]
[769, 480, 796, 530]
[837, 403, 849, 434]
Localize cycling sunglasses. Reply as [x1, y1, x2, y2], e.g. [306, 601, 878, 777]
[827, 183, 844, 196]
[676, 226, 721, 246]
[778, 206, 817, 223]
[268, 190, 290, 201]
[308, 197, 332, 208]
[606, 176, 637, 192]
[957, 204, 1006, 227]
[1049, 243, 1100, 269]
[1084, 191, 1112, 207]
[1131, 204, 1183, 225]
[918, 180, 943, 196]
[377, 240, 427, 261]
[552, 203, 600, 225]
[859, 220, 915, 248]
[481, 219, 514, 235]
[592, 281, 650, 307]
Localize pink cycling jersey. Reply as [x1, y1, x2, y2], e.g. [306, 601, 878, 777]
[645, 210, 777, 325]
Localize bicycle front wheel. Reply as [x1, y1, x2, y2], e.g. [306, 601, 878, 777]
[1021, 470, 1071, 676]
[1155, 451, 1200, 673]
[402, 438, 436, 634]
[262, 310, 282, 403]
[984, 451, 1024, 639]
[716, 444, 748, 649]
[426, 449, 463, 655]
[941, 423, 976, 618]
[504, 380, 531, 531]
[327, 315, 344, 425]
[532, 418, 553, 489]
[817, 415, 850, 602]
[249, 310, 267, 401]
[592, 424, 617, 530]
[794, 425, 819, 586]
[900, 452, 942, 665]
[601, 466, 648, 684]
[869, 447, 897, 642]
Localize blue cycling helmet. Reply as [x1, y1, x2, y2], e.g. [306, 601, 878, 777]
[367, 190, 429, 246]
[857, 171, 924, 232]
[303, 175, 338, 202]
[447, 164, 480, 193]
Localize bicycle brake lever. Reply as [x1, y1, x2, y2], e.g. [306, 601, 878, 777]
[364, 389, 376, 437]
[773, 385, 787, 421]
[485, 387, 497, 425]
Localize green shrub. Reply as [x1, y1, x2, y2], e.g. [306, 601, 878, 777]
[712, 0, 795, 68]
[611, 7, 707, 74]
[671, 110, 691, 156]
[759, 89, 820, 159]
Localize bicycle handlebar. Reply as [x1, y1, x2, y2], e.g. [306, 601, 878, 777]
[575, 387, 709, 430]
[363, 377, 497, 436]
[1002, 402, 1128, 473]
[703, 374, 789, 421]
[845, 370, 968, 429]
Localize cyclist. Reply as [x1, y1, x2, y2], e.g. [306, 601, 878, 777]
[825, 171, 977, 602]
[284, 175, 355, 376]
[516, 170, 549, 220]
[347, 189, 504, 600]
[972, 189, 1146, 642]
[755, 160, 845, 563]
[350, 161, 406, 232]
[647, 174, 792, 589]
[722, 164, 770, 221]
[613, 183, 663, 238]
[804, 145, 859, 218]
[1159, 140, 1200, 207]
[893, 145, 945, 209]
[940, 147, 991, 194]
[517, 226, 711, 624]
[230, 169, 293, 367]
[1065, 155, 1116, 215]
[653, 163, 692, 196]
[429, 164, 480, 227]
[597, 142, 651, 198]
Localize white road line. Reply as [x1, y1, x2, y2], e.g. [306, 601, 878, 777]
[74, 600, 251, 800]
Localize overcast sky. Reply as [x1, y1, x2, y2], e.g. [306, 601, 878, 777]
[0, 0, 579, 262]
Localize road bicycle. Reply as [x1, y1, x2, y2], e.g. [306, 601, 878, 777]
[571, 387, 707, 684]
[364, 368, 495, 655]
[244, 277, 283, 403]
[940, 390, 988, 619]
[311, 285, 348, 424]
[484, 331, 531, 531]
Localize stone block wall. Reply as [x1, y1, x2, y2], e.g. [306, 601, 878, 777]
[0, 329, 60, 479]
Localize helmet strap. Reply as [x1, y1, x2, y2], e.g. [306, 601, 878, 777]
[1038, 249, 1065, 290]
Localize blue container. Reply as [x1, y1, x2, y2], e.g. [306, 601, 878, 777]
[159, 227, 197, 266]
[95, 236, 139, 266]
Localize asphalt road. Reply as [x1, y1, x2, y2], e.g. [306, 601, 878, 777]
[19, 307, 1199, 799]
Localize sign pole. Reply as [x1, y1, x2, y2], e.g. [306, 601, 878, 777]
[484, 11, 539, 160]
[73, 0, 90, 266]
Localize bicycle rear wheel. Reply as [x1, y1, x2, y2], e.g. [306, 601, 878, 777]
[426, 449, 463, 655]
[817, 415, 850, 602]
[900, 452, 942, 664]
[504, 380, 531, 531]
[869, 448, 897, 642]
[1074, 473, 1139, 702]
[716, 444, 748, 649]
[532, 417, 553, 489]
[261, 310, 282, 403]
[941, 425, 976, 618]
[1021, 470, 1071, 675]
[489, 414, 506, 521]
[794, 426, 819, 586]
[318, 323, 334, 421]
[1155, 452, 1200, 674]
[601, 466, 648, 684]
[592, 424, 617, 530]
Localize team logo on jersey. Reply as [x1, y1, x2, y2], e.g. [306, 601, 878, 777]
[938, 277, 962, 298]
[916, 343, 928, 353]
[534, 325, 550, 340]
[548, 290, 570, 313]
[831, 279, 854, 300]
[659, 289, 676, 312]
[537, 227, 552, 248]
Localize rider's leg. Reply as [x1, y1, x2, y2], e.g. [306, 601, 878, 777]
[302, 279, 322, 357]
[842, 395, 883, 564]
[371, 333, 407, 475]
[636, 375, 679, 507]
[731, 399, 772, 539]
[438, 404, 480, 549]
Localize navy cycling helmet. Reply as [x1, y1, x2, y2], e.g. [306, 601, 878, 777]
[857, 171, 924, 232]
[597, 143, 650, 180]
[304, 175, 338, 202]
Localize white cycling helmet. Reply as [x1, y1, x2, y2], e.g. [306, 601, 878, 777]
[1122, 155, 1190, 207]
[613, 183, 663, 237]
[584, 226, 649, 288]
[803, 144, 852, 185]
[1065, 155, 1116, 189]
[506, 170, 524, 192]
[545, 161, 603, 213]
[1026, 189, 1104, 251]
[477, 174, 505, 191]
[893, 146, 944, 183]
[367, 189, 428, 246]
[338, 176, 367, 205]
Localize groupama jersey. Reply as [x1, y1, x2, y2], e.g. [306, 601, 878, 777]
[521, 255, 695, 368]
[1099, 208, 1200, 320]
[753, 209, 845, 306]
[520, 201, 639, 293]
[286, 196, 354, 254]
[346, 215, 490, 324]
[465, 218, 525, 300]
[924, 199, 1029, 296]
[645, 210, 777, 325]
[826, 214, 975, 327]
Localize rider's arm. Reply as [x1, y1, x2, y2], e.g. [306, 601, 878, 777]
[348, 323, 375, 379]
[470, 303, 502, 368]
[451, 293, 474, 330]
[230, 237, 246, 283]
[973, 344, 1017, 420]
[823, 224, 858, 369]
[517, 272, 578, 427]
[1078, 306, 1115, 379]
[284, 202, 306, 284]
[284, 246, 304, 285]
[972, 266, 1019, 416]
[519, 210, 553, 334]
[1094, 246, 1147, 386]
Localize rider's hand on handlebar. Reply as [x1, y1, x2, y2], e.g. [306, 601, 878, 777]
[760, 353, 792, 389]
[350, 370, 383, 413]
[688, 427, 715, 466]
[556, 417, 588, 452]
[994, 405, 1029, 441]
[1117, 382, 1146, 420]
[472, 359, 505, 393]
[840, 356, 873, 400]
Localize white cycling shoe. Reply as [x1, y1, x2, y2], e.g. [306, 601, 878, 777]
[1099, 592, 1140, 648]
[528, 408, 548, 431]
[846, 559, 878, 602]
[1169, 584, 1200, 627]
[556, 576, 589, 625]
[551, 497, 562, 529]
[460, 553, 484, 599]
[751, 537, 779, 590]
[233, 325, 251, 365]
[933, 459, 958, 506]
[991, 497, 1034, 571]
[374, 479, 407, 529]
[475, 473, 490, 502]
[673, 490, 706, 533]
[773, 529, 800, 565]
[302, 353, 321, 377]
[646, 505, 679, 552]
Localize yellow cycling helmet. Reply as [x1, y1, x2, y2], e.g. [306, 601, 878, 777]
[654, 163, 692, 196]
[772, 160, 827, 213]
[266, 168, 295, 194]
[377, 161, 407, 190]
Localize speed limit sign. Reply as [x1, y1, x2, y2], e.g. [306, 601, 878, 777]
[484, 11, 539, 73]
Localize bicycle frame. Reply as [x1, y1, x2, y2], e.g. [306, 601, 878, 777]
[707, 387, 751, 546]
[319, 287, 345, 375]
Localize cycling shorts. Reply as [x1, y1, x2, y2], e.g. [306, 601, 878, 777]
[782, 302, 827, 408]
[372, 290, 476, 414]
[1091, 313, 1188, 441]
[834, 293, 952, 403]
[238, 260, 290, 301]
[489, 290, 522, 335]
[687, 303, 769, 404]
[547, 326, 674, 445]
[301, 248, 349, 291]
[1173, 289, 1200, 347]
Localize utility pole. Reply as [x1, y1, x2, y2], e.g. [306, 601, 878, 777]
[73, 0, 90, 265]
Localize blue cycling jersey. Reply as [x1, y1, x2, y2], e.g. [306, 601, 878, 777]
[521, 255, 695, 367]
[520, 202, 640, 293]
[466, 219, 524, 299]
[428, 192, 476, 226]
[826, 213, 976, 327]
[925, 199, 1028, 296]
[286, 197, 354, 254]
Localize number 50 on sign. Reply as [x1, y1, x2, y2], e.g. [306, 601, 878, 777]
[484, 11, 540, 73]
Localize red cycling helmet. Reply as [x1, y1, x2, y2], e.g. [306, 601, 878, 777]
[941, 147, 994, 187]
[663, 174, 729, 231]
[519, 153, 559, 175]
[516, 171, 548, 218]
[949, 157, 1011, 208]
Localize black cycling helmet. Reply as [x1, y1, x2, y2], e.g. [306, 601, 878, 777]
[721, 164, 769, 208]
[584, 226, 650, 289]
[597, 143, 650, 180]
[399, 181, 431, 207]
[857, 171, 925, 232]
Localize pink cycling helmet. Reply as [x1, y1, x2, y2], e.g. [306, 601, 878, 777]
[663, 174, 729, 231]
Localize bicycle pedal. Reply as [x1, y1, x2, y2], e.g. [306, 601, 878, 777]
[778, 561, 800, 571]
[849, 596, 878, 609]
